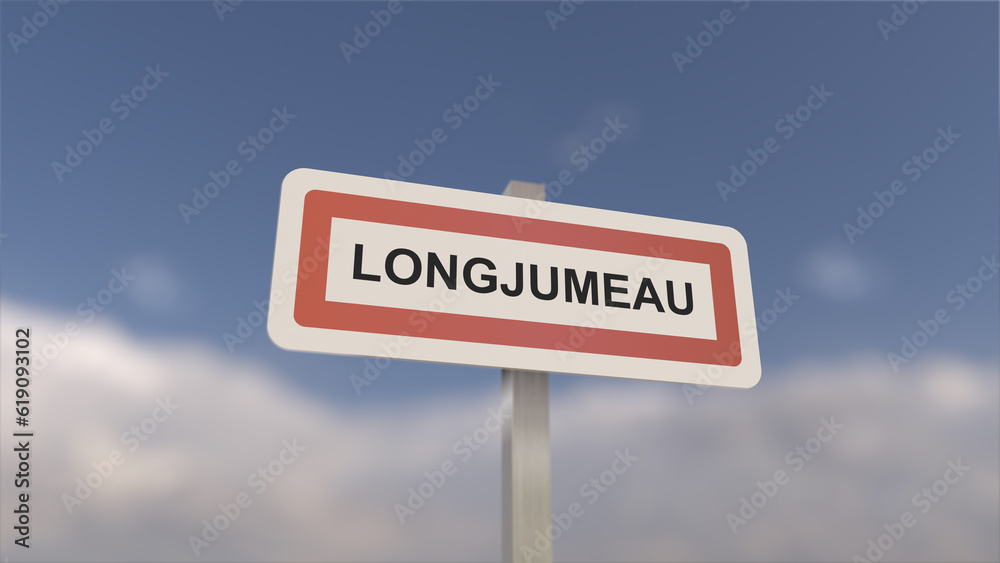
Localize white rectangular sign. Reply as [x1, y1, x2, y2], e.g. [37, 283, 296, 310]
[268, 169, 761, 388]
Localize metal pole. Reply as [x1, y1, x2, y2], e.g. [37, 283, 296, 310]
[501, 181, 552, 563]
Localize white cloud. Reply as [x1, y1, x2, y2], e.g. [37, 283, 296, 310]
[123, 255, 182, 314]
[797, 242, 890, 303]
[548, 103, 640, 174]
[1, 300, 996, 562]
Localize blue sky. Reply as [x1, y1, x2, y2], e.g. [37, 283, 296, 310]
[1, 4, 998, 562]
[2, 1, 997, 405]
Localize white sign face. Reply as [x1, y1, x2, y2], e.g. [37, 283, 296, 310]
[268, 168, 761, 388]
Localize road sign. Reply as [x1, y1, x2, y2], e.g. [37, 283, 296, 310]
[267, 168, 761, 388]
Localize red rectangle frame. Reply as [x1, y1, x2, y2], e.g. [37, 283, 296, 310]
[293, 190, 742, 366]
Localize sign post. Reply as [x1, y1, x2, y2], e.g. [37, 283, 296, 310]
[266, 168, 762, 560]
[500, 181, 551, 563]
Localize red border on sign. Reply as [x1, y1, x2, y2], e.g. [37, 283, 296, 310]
[293, 190, 742, 366]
